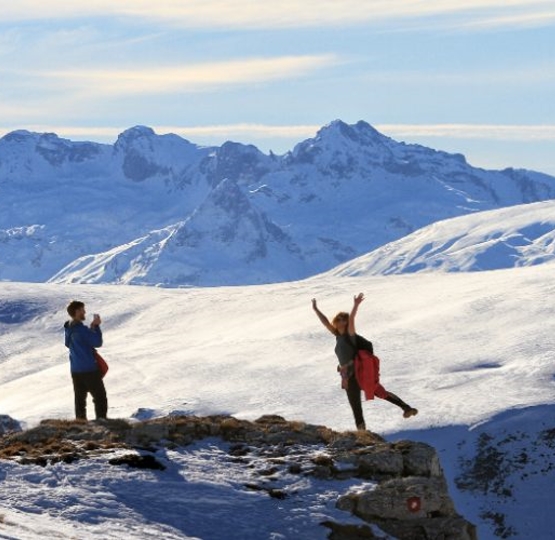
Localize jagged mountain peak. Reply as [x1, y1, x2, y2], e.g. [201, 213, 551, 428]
[0, 129, 92, 148]
[1, 129, 38, 144]
[202, 177, 250, 213]
[174, 177, 266, 244]
[0, 129, 68, 148]
[288, 119, 394, 168]
[201, 141, 276, 187]
[317, 119, 386, 143]
[215, 141, 269, 167]
[113, 125, 204, 182]
[115, 125, 156, 145]
[0, 129, 104, 171]
[114, 125, 199, 150]
[55, 176, 304, 286]
[312, 119, 391, 151]
[220, 140, 262, 153]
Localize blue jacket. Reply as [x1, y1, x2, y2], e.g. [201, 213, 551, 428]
[64, 321, 103, 373]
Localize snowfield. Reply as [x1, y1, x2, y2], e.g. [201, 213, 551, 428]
[0, 440, 374, 540]
[330, 199, 555, 276]
[1, 262, 555, 538]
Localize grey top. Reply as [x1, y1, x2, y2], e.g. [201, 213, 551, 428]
[334, 333, 357, 366]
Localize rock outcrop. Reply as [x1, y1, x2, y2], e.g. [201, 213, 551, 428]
[0, 414, 476, 539]
[0, 414, 21, 436]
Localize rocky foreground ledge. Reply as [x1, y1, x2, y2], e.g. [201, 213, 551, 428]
[0, 414, 476, 539]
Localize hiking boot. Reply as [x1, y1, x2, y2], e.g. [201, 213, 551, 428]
[403, 408, 418, 419]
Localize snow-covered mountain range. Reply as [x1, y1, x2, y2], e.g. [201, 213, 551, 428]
[2, 120, 555, 286]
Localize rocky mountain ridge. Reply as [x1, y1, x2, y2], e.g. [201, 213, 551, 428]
[1, 120, 555, 286]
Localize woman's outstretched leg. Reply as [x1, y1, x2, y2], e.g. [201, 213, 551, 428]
[384, 391, 418, 418]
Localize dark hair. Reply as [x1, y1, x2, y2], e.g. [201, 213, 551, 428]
[67, 300, 85, 318]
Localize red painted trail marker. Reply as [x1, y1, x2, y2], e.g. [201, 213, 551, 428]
[407, 496, 422, 513]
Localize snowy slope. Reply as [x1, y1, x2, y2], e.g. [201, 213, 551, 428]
[3, 267, 554, 431]
[48, 179, 306, 286]
[399, 404, 555, 540]
[329, 199, 555, 277]
[2, 120, 555, 286]
[1, 263, 555, 538]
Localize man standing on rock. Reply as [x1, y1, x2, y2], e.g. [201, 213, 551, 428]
[64, 301, 107, 421]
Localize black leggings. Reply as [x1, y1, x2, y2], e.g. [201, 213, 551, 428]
[345, 375, 411, 428]
[71, 371, 108, 420]
[346, 376, 365, 427]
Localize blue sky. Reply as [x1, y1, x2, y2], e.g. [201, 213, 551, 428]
[1, 1, 554, 173]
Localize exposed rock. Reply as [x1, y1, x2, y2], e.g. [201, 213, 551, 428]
[371, 515, 477, 540]
[108, 453, 166, 470]
[338, 477, 454, 520]
[0, 415, 22, 435]
[395, 440, 443, 478]
[356, 446, 405, 478]
[0, 414, 476, 539]
[0, 419, 129, 464]
[323, 521, 384, 539]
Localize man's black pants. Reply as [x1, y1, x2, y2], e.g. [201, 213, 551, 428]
[71, 370, 108, 420]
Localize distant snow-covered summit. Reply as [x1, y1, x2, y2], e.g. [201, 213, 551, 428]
[2, 120, 555, 286]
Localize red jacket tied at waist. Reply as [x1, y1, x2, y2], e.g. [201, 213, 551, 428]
[355, 350, 388, 400]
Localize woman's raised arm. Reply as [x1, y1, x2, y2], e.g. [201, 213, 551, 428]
[312, 298, 336, 335]
[348, 293, 364, 336]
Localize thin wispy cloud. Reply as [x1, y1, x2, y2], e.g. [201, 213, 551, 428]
[380, 124, 555, 142]
[3, 123, 555, 144]
[2, 1, 554, 31]
[165, 123, 555, 143]
[1, 3, 552, 175]
[34, 55, 339, 96]
[361, 63, 555, 86]
[458, 8, 555, 30]
[167, 124, 322, 140]
[0, 102, 56, 123]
